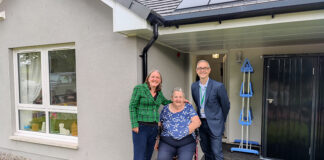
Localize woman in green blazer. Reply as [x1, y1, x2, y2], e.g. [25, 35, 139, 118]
[129, 70, 171, 160]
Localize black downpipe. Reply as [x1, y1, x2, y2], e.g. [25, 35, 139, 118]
[140, 23, 159, 82]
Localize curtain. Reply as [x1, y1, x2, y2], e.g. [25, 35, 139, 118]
[18, 52, 42, 104]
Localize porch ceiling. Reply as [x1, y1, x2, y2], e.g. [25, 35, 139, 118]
[137, 15, 324, 54]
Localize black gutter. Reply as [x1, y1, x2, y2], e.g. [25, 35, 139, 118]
[119, 0, 324, 27]
[159, 0, 324, 26]
[140, 23, 160, 82]
[140, 12, 165, 82]
[119, 0, 324, 26]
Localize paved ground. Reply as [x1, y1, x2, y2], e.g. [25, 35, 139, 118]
[0, 152, 30, 160]
[152, 143, 261, 160]
[1, 143, 261, 160]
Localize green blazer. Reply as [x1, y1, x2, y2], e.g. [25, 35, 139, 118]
[129, 83, 171, 128]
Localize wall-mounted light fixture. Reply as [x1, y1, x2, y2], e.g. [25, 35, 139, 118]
[236, 51, 242, 63]
[0, 11, 5, 21]
[212, 53, 219, 59]
[0, 0, 5, 21]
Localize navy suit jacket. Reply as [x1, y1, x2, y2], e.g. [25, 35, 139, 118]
[191, 79, 230, 136]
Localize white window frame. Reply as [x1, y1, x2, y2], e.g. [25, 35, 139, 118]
[13, 44, 78, 144]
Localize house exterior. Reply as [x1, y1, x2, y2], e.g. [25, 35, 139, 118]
[1, 0, 324, 160]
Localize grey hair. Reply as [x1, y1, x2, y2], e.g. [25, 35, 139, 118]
[196, 60, 210, 68]
[148, 69, 160, 74]
[171, 87, 185, 98]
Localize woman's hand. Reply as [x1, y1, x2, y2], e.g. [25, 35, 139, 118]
[184, 99, 191, 104]
[132, 127, 139, 133]
[188, 116, 201, 134]
[188, 126, 195, 134]
[154, 139, 159, 150]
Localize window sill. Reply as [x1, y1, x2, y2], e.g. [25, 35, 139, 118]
[10, 135, 78, 149]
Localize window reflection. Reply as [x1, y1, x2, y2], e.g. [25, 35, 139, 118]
[49, 49, 77, 106]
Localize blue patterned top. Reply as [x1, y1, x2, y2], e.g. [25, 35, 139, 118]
[160, 103, 198, 140]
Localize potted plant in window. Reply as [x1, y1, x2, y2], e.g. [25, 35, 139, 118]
[29, 116, 45, 132]
[50, 113, 58, 133]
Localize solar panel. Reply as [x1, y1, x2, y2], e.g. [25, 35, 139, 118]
[209, 0, 239, 5]
[177, 0, 209, 10]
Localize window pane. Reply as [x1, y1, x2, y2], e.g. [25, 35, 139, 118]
[19, 110, 45, 133]
[50, 112, 77, 136]
[18, 52, 42, 104]
[49, 49, 77, 106]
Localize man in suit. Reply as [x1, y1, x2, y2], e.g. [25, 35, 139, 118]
[191, 60, 230, 160]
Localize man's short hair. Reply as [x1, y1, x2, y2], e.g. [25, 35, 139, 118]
[196, 60, 210, 68]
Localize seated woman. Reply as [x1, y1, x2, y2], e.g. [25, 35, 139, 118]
[156, 87, 201, 160]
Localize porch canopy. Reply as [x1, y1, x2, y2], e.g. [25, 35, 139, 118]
[102, 0, 324, 54]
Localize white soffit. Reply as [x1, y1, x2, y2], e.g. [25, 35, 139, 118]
[101, 0, 151, 35]
[159, 10, 324, 35]
[135, 10, 324, 53]
[0, 11, 5, 21]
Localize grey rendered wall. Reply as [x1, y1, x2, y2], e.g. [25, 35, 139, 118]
[0, 0, 138, 159]
[136, 38, 189, 100]
[226, 43, 324, 144]
[0, 0, 190, 159]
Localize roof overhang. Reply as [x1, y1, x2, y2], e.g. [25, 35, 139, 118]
[163, 0, 324, 26]
[140, 10, 324, 53]
[101, 0, 324, 53]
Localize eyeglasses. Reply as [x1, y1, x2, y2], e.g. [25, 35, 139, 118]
[196, 67, 210, 71]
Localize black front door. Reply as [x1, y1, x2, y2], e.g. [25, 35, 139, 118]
[315, 57, 324, 160]
[262, 56, 317, 160]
